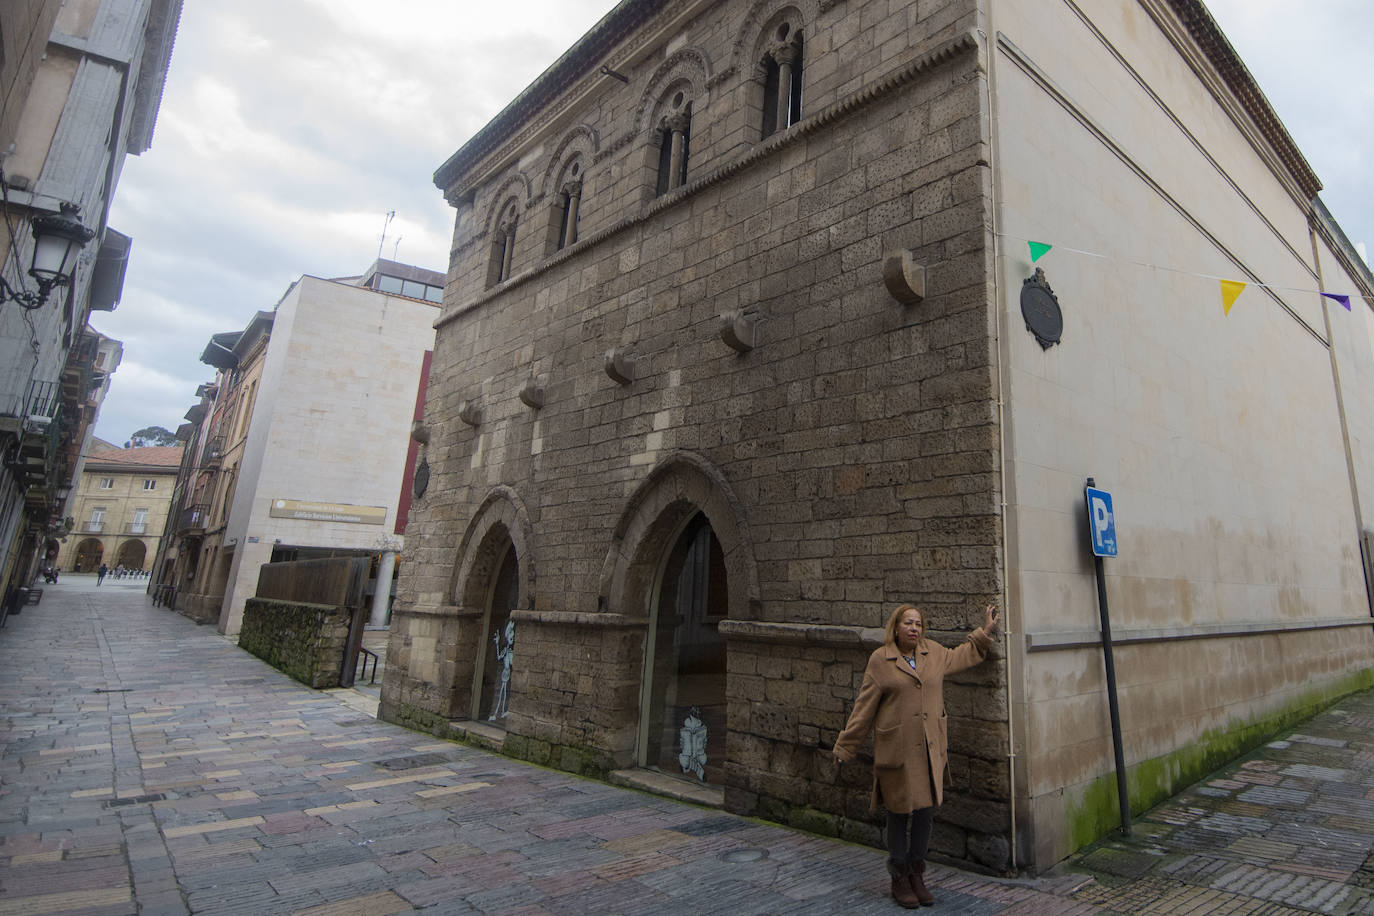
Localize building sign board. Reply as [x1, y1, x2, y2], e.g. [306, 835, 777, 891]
[269, 499, 386, 525]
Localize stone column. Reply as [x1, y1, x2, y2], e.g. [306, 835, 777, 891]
[563, 180, 582, 246]
[500, 220, 516, 280]
[667, 114, 689, 190]
[774, 43, 799, 129]
[369, 550, 395, 627]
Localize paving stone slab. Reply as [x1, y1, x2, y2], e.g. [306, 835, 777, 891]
[8, 578, 1374, 915]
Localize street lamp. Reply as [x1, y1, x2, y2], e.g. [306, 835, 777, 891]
[0, 202, 96, 310]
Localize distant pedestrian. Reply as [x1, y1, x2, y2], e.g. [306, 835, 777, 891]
[833, 603, 1000, 908]
[97, 563, 108, 586]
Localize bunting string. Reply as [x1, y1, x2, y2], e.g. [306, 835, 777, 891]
[1004, 233, 1370, 315]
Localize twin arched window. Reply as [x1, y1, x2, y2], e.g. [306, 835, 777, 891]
[483, 18, 806, 272]
[555, 160, 584, 251]
[762, 24, 803, 138]
[486, 200, 519, 287]
[656, 93, 693, 196]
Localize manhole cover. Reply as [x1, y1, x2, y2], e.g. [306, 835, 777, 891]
[719, 848, 769, 864]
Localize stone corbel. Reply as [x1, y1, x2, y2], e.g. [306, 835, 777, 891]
[409, 420, 431, 444]
[719, 310, 757, 353]
[519, 377, 545, 410]
[604, 347, 635, 385]
[882, 249, 927, 306]
[458, 400, 482, 427]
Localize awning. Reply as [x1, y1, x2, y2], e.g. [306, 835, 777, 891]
[88, 229, 132, 312]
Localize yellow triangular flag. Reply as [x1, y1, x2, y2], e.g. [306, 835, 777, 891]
[1220, 280, 1246, 315]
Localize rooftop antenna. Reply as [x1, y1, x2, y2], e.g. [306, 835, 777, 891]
[392, 236, 403, 261]
[377, 210, 396, 260]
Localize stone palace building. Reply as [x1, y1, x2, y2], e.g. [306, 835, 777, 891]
[381, 0, 1374, 872]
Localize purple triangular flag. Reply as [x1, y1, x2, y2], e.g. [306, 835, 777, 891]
[1321, 292, 1351, 311]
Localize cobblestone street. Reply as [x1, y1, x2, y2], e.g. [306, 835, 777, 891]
[1, 577, 1371, 914]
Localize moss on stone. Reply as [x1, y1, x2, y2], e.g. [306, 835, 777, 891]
[499, 734, 612, 779]
[378, 701, 453, 738]
[1065, 669, 1374, 853]
[787, 805, 839, 836]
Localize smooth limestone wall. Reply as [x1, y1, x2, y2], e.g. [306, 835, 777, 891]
[991, 0, 1374, 868]
[217, 277, 436, 634]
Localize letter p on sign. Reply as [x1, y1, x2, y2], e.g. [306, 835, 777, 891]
[1084, 486, 1118, 557]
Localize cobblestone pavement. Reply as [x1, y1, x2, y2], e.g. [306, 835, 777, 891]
[1, 577, 1371, 914]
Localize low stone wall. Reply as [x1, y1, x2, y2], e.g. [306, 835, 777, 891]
[238, 597, 352, 688]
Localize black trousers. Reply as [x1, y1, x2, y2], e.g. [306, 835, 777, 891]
[885, 808, 934, 874]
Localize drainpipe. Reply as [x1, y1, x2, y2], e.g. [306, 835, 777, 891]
[978, 18, 1020, 871]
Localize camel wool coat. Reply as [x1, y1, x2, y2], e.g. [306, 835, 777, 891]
[832, 628, 993, 814]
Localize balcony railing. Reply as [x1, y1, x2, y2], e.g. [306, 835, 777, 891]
[21, 380, 61, 419]
[124, 522, 148, 535]
[84, 521, 104, 534]
[178, 505, 209, 533]
[203, 436, 224, 465]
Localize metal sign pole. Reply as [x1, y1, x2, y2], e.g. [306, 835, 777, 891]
[1085, 477, 1130, 834]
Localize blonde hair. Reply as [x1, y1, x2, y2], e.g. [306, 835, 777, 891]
[883, 604, 923, 646]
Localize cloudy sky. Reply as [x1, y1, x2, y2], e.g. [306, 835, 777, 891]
[89, 0, 1372, 444]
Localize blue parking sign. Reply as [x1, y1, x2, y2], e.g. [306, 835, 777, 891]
[1085, 486, 1118, 557]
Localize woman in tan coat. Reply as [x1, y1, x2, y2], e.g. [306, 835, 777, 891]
[833, 603, 999, 908]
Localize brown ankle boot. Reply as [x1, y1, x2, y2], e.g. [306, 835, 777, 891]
[889, 865, 921, 908]
[909, 861, 934, 906]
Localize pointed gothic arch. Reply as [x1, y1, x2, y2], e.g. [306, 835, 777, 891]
[599, 450, 759, 622]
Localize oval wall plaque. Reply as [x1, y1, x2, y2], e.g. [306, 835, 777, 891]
[413, 458, 430, 499]
[1020, 268, 1062, 349]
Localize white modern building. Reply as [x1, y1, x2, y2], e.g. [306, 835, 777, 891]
[160, 260, 442, 635]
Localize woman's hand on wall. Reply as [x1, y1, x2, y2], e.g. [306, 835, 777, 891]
[984, 604, 1000, 638]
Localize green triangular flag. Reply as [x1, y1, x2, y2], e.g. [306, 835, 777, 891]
[1029, 241, 1052, 263]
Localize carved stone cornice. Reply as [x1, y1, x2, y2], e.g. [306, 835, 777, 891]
[1156, 0, 1319, 200]
[437, 0, 699, 197]
[437, 30, 981, 331]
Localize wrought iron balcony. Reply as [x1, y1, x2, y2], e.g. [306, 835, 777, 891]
[203, 436, 224, 466]
[124, 522, 148, 535]
[21, 379, 61, 419]
[178, 504, 209, 534]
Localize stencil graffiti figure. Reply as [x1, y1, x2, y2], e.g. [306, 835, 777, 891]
[490, 619, 515, 721]
[678, 706, 707, 780]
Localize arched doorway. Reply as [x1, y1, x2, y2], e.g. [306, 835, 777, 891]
[639, 512, 727, 784]
[474, 544, 520, 724]
[116, 540, 146, 570]
[74, 538, 103, 572]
